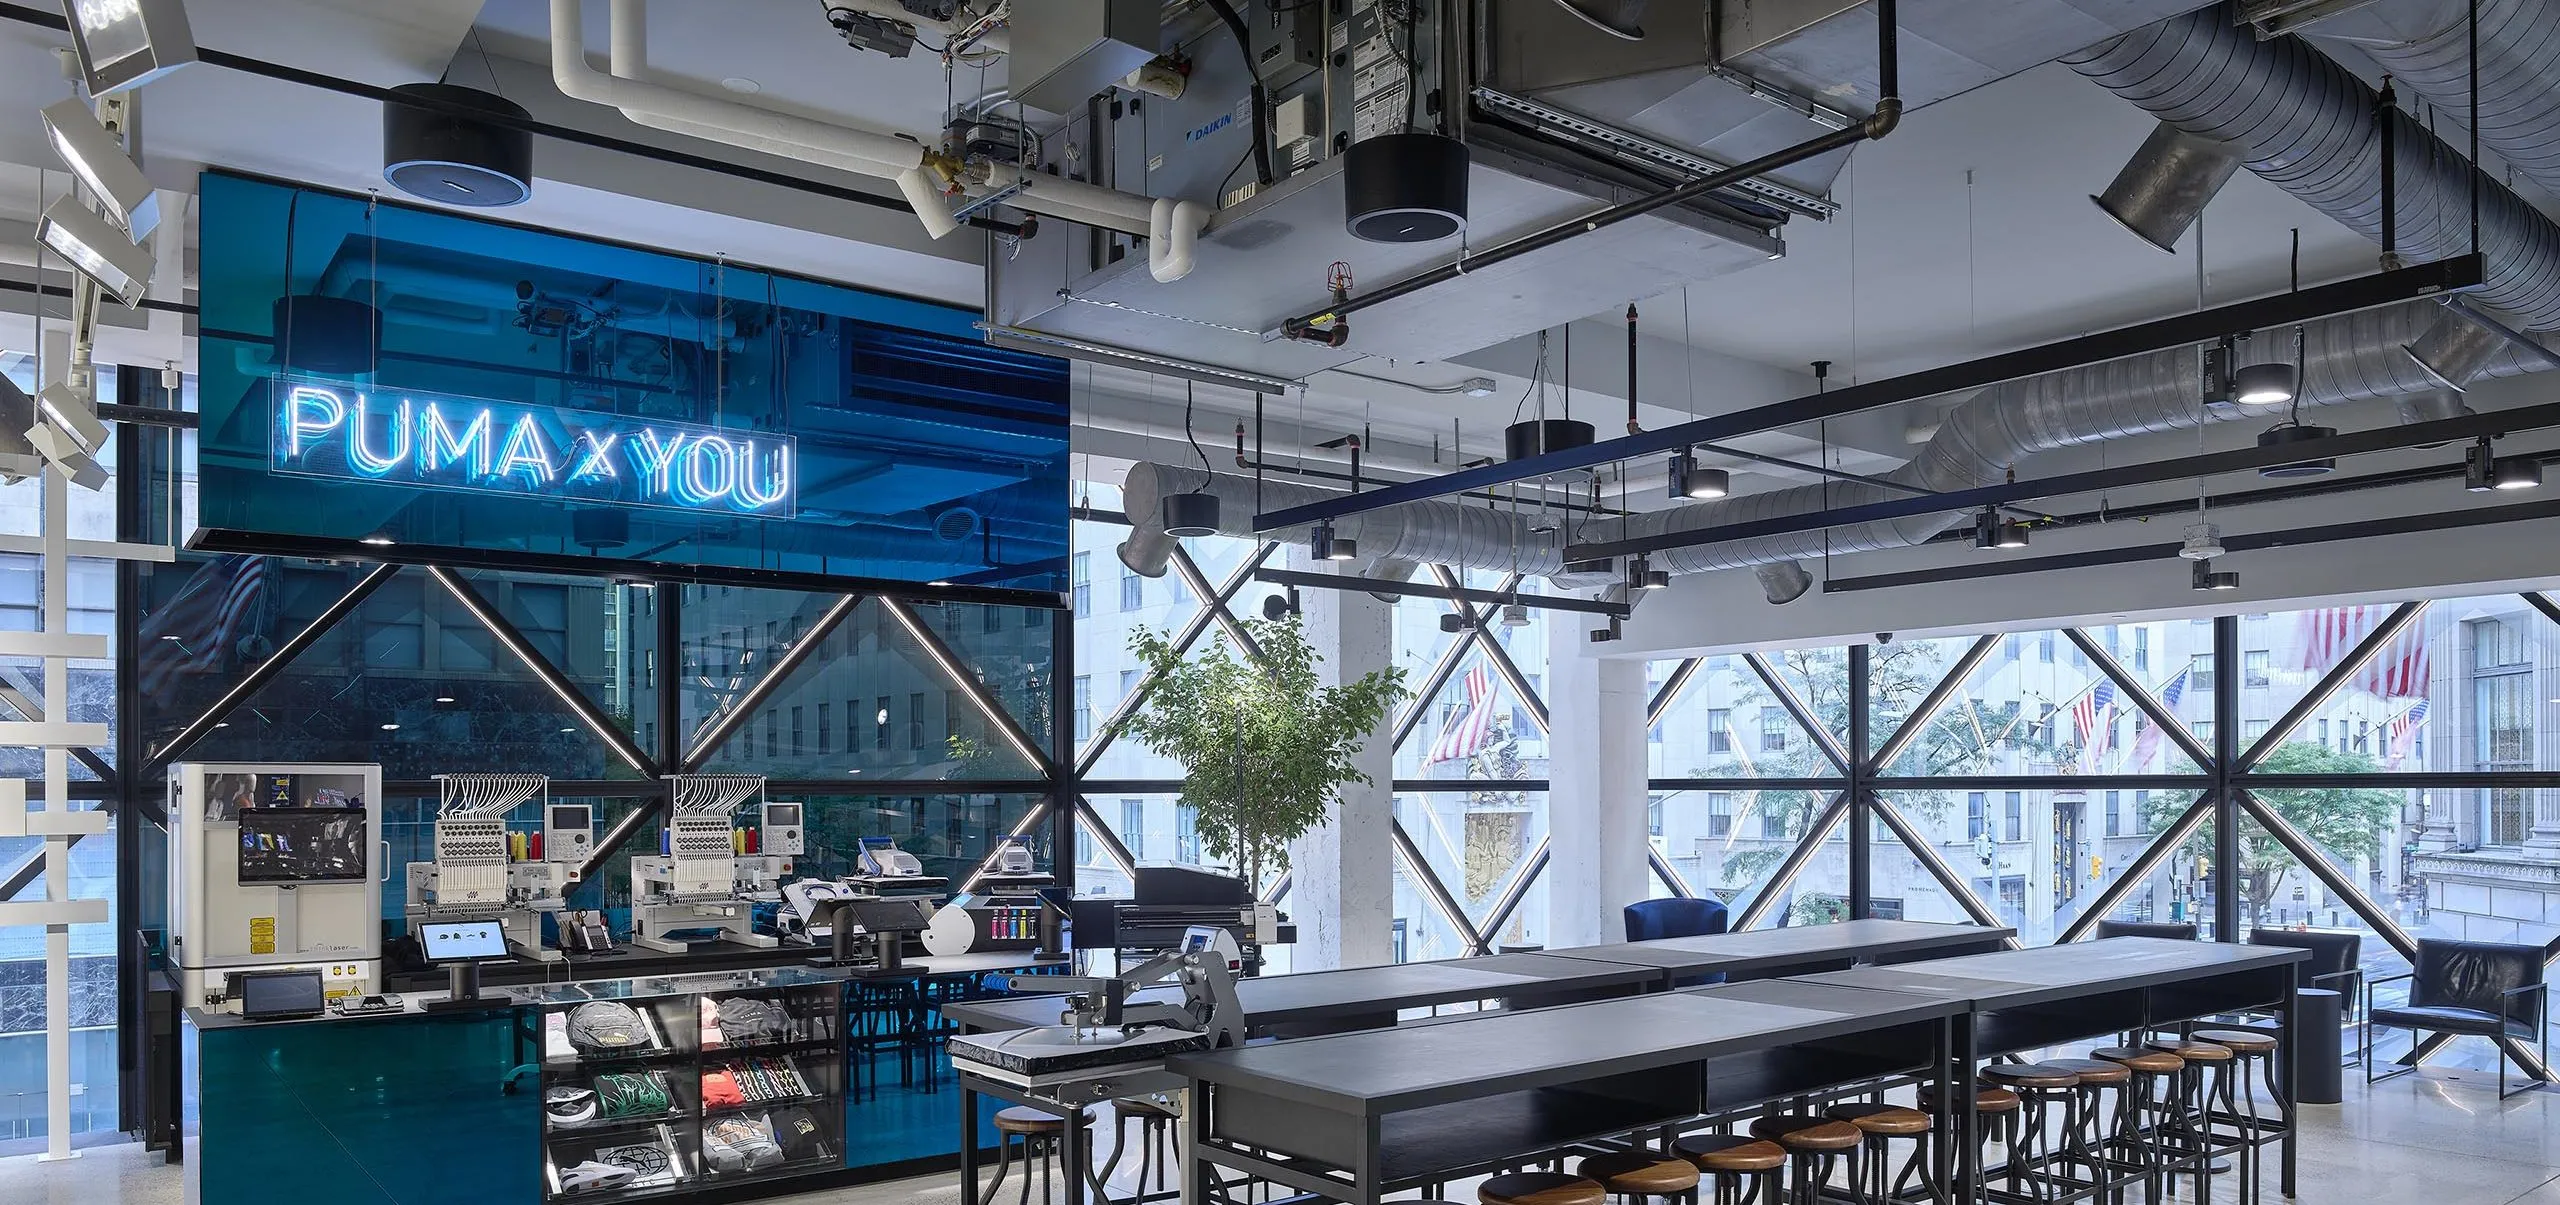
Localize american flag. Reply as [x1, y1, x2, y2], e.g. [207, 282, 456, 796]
[138, 555, 270, 697]
[2070, 680, 2118, 772]
[2293, 605, 2432, 698]
[2127, 666, 2192, 771]
[2387, 699, 2431, 767]
[1425, 664, 1499, 764]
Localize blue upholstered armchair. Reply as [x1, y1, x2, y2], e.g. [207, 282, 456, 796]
[1623, 897, 1729, 942]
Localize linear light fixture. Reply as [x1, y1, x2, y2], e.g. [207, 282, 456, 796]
[64, 0, 196, 95]
[37, 199, 154, 307]
[40, 97, 160, 239]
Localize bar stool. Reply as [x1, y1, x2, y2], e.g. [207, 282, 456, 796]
[1675, 1132, 1787, 1205]
[987, 1106, 1100, 1205]
[2090, 1046, 2184, 1203]
[1979, 1063, 2082, 1202]
[1578, 1150, 1701, 1205]
[2146, 1038, 2233, 1204]
[2191, 1030, 2279, 1205]
[1479, 1171, 1607, 1205]
[1822, 1102, 1940, 1205]
[1917, 1082, 2020, 1189]
[2042, 1058, 2135, 1197]
[1748, 1116, 1862, 1205]
[1116, 1097, 1180, 1203]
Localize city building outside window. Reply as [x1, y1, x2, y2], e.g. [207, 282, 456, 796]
[2038, 630, 2055, 662]
[2244, 718, 2269, 745]
[1707, 708, 1731, 752]
[2318, 718, 2329, 748]
[1073, 675, 1092, 742]
[2189, 653, 2215, 692]
[2003, 633, 2021, 661]
[2244, 649, 2271, 688]
[2472, 617, 2535, 843]
[1121, 569, 1144, 612]
[1762, 800, 1788, 839]
[2134, 627, 2150, 672]
[1647, 794, 1664, 837]
[1707, 792, 1733, 838]
[791, 706, 803, 757]
[1967, 792, 1986, 840]
[1071, 552, 1091, 618]
[945, 689, 967, 743]
[906, 692, 924, 748]
[2106, 790, 2122, 838]
[817, 703, 830, 754]
[1759, 707, 1788, 752]
[1177, 803, 1199, 863]
[2191, 719, 2215, 742]
[765, 708, 778, 758]
[2004, 792, 2023, 842]
[1122, 799, 1146, 858]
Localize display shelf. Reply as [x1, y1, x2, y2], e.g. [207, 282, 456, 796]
[701, 1093, 823, 1119]
[548, 1110, 692, 1139]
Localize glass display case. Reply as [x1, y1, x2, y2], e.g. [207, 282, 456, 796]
[523, 968, 849, 1199]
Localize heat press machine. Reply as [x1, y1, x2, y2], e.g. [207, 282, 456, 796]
[805, 896, 937, 972]
[404, 774, 580, 962]
[168, 762, 385, 1010]
[949, 925, 1245, 1101]
[629, 775, 796, 954]
[852, 835, 946, 897]
[776, 835, 946, 947]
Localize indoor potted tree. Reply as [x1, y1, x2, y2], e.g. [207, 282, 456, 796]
[1122, 613, 1406, 888]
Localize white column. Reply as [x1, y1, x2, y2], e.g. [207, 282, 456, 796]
[1544, 621, 1652, 949]
[1284, 551, 1395, 969]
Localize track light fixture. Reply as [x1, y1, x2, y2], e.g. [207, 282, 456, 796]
[2465, 437, 2541, 492]
[41, 98, 161, 239]
[2231, 361, 2297, 406]
[2191, 559, 2240, 591]
[1311, 519, 1357, 562]
[64, 0, 196, 95]
[0, 377, 46, 484]
[2179, 522, 2225, 561]
[1630, 556, 1669, 590]
[1668, 448, 1730, 500]
[37, 199, 154, 307]
[1972, 506, 2029, 550]
[1160, 491, 1220, 537]
[1500, 602, 1530, 627]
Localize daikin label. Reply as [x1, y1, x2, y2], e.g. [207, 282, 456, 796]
[270, 377, 795, 518]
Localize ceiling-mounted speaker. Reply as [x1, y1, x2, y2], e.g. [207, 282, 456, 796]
[1345, 131, 1469, 244]
[1161, 491, 1221, 537]
[384, 83, 534, 208]
[932, 506, 982, 543]
[1505, 418, 1596, 461]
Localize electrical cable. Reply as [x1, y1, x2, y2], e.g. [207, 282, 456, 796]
[1201, 0, 1275, 188]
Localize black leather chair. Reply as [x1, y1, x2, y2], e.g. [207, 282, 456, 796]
[2095, 920, 2200, 941]
[2365, 938, 2551, 1098]
[2250, 926, 2363, 1010]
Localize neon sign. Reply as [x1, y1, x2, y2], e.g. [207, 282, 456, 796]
[270, 378, 795, 519]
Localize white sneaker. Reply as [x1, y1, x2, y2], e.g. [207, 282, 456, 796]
[559, 1161, 639, 1193]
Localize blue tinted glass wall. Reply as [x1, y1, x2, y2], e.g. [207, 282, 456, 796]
[194, 172, 1069, 594]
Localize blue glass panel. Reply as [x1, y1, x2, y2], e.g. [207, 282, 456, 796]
[194, 172, 1068, 591]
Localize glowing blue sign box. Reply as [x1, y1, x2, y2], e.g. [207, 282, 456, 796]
[271, 378, 796, 519]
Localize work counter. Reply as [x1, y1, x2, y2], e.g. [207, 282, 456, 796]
[186, 953, 1066, 1205]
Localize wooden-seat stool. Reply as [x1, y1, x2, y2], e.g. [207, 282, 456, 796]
[2147, 1039, 2234, 1203]
[2191, 1030, 2280, 1205]
[1749, 1116, 1861, 1205]
[1479, 1170, 1608, 1205]
[1578, 1151, 1700, 1205]
[988, 1106, 1102, 1205]
[1676, 1133, 1787, 1205]
[1824, 1103, 1940, 1205]
[1979, 1063, 2083, 1201]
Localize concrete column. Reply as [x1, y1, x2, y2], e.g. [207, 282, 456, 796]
[1544, 621, 1653, 949]
[1284, 550, 1395, 969]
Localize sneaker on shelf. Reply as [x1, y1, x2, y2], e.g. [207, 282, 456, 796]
[558, 1161, 639, 1194]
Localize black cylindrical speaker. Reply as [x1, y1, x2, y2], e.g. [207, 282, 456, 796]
[1345, 131, 1469, 244]
[1505, 419, 1596, 461]
[271, 295, 383, 375]
[572, 508, 631, 550]
[384, 83, 535, 208]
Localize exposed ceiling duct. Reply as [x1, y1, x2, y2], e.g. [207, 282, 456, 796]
[2314, 0, 2560, 201]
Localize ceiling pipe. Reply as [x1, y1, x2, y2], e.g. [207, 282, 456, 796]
[2337, 0, 2560, 201]
[549, 0, 1169, 255]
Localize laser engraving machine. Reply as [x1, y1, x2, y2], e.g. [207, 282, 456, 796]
[629, 774, 796, 953]
[168, 762, 384, 1010]
[402, 773, 582, 961]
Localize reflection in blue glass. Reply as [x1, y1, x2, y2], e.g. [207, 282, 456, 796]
[196, 172, 1068, 591]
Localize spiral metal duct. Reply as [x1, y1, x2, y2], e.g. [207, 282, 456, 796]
[1121, 2, 2560, 602]
[2341, 0, 2560, 201]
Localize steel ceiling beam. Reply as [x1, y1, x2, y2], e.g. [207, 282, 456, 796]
[1567, 396, 2560, 563]
[1255, 568, 1630, 618]
[1824, 493, 2560, 594]
[1253, 256, 2487, 533]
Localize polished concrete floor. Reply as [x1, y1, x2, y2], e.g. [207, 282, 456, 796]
[5, 1063, 2555, 1205]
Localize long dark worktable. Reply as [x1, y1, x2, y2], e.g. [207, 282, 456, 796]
[1561, 917, 2017, 987]
[1795, 936, 2312, 1198]
[1167, 979, 1971, 1205]
[944, 951, 1661, 1040]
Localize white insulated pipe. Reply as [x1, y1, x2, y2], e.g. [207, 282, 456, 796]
[553, 0, 1179, 260]
[1148, 197, 1211, 283]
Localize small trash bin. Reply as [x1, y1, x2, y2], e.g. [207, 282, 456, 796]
[2295, 987, 2343, 1104]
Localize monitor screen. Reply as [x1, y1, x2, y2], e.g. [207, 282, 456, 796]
[418, 919, 509, 962]
[239, 969, 326, 1020]
[548, 804, 590, 831]
[765, 803, 802, 827]
[237, 808, 369, 883]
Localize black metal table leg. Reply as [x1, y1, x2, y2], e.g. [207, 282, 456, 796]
[2279, 968, 2298, 1198]
[962, 1083, 984, 1205]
